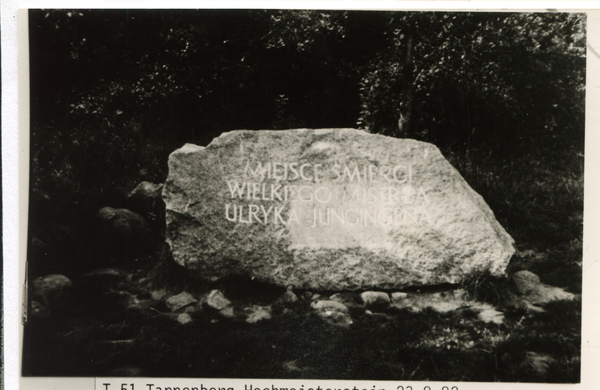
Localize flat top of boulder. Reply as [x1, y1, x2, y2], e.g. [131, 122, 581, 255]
[164, 129, 515, 290]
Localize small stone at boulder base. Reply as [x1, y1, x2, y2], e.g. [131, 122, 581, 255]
[391, 292, 408, 302]
[318, 310, 353, 328]
[511, 271, 541, 295]
[96, 207, 152, 262]
[311, 300, 350, 314]
[330, 292, 361, 307]
[166, 291, 198, 312]
[275, 290, 299, 306]
[219, 306, 236, 318]
[206, 289, 232, 311]
[311, 300, 353, 328]
[511, 270, 575, 305]
[361, 291, 391, 309]
[301, 291, 313, 301]
[478, 308, 504, 324]
[244, 305, 272, 323]
[151, 289, 167, 300]
[177, 313, 193, 324]
[164, 129, 515, 290]
[31, 274, 72, 308]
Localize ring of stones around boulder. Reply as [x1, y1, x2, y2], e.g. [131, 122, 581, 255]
[95, 207, 153, 267]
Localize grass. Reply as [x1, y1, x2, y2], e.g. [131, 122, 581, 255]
[460, 270, 519, 308]
[22, 273, 581, 382]
[24, 124, 583, 382]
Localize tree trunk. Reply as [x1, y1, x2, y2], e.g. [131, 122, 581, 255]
[397, 30, 414, 138]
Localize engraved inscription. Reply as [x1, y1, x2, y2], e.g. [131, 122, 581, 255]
[224, 161, 433, 227]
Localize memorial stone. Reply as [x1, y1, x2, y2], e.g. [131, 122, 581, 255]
[163, 129, 515, 290]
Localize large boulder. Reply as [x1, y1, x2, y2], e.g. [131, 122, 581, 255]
[163, 129, 515, 290]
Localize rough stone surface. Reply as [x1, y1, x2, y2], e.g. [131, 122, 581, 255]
[391, 292, 408, 302]
[361, 291, 391, 309]
[244, 305, 272, 323]
[478, 308, 505, 324]
[31, 274, 72, 309]
[177, 313, 193, 324]
[218, 306, 236, 318]
[206, 290, 232, 311]
[311, 300, 353, 327]
[166, 291, 198, 312]
[512, 270, 542, 295]
[151, 289, 167, 300]
[164, 129, 515, 290]
[311, 300, 350, 314]
[275, 290, 299, 306]
[511, 270, 575, 305]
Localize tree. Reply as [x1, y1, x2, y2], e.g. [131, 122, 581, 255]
[358, 12, 586, 154]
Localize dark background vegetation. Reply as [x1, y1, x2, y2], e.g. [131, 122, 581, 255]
[25, 9, 585, 381]
[28, 9, 585, 283]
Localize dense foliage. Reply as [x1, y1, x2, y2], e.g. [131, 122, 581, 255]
[29, 9, 584, 281]
[25, 9, 585, 382]
[359, 13, 585, 147]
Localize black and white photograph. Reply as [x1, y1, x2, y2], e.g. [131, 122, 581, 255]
[17, 6, 588, 385]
